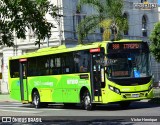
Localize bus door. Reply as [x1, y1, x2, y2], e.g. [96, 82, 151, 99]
[90, 48, 105, 102]
[19, 59, 28, 101]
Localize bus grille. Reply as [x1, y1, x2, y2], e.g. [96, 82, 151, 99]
[123, 93, 145, 98]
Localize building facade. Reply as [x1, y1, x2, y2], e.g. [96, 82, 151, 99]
[0, 0, 159, 93]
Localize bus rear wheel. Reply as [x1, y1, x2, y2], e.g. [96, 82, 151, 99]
[32, 91, 40, 108]
[82, 91, 93, 110]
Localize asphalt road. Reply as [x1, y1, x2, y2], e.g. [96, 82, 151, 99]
[0, 100, 160, 125]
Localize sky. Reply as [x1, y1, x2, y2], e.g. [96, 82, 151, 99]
[158, 0, 160, 5]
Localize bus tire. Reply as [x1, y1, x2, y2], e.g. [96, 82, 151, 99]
[82, 91, 93, 111]
[119, 101, 131, 108]
[32, 91, 40, 109]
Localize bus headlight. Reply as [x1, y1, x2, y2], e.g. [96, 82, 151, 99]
[108, 85, 121, 95]
[148, 84, 153, 92]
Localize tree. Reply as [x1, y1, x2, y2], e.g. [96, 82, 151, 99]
[99, 19, 112, 41]
[149, 22, 160, 62]
[0, 0, 59, 47]
[77, 0, 128, 44]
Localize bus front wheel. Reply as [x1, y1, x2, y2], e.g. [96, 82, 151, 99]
[32, 91, 40, 108]
[82, 91, 93, 110]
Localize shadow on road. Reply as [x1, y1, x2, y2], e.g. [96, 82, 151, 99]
[0, 101, 159, 125]
[91, 101, 160, 111]
[20, 100, 160, 111]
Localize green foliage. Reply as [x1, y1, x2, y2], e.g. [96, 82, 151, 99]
[0, 0, 59, 47]
[77, 0, 128, 44]
[99, 19, 112, 40]
[149, 22, 160, 62]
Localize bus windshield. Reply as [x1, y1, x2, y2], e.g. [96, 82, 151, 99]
[106, 52, 151, 79]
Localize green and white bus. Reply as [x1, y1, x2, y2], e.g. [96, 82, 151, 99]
[8, 39, 153, 110]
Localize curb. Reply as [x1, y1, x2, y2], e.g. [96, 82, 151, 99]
[0, 99, 19, 102]
[0, 100, 18, 102]
[0, 94, 18, 103]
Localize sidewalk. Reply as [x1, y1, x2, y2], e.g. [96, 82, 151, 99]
[0, 94, 18, 102]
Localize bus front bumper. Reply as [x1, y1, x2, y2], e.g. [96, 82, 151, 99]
[101, 89, 153, 103]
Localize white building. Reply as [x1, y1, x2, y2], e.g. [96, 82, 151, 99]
[0, 0, 159, 93]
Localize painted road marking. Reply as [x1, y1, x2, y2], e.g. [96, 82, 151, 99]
[11, 103, 23, 105]
[0, 109, 41, 113]
[0, 104, 65, 112]
[0, 106, 65, 110]
[0, 104, 24, 107]
[0, 106, 33, 109]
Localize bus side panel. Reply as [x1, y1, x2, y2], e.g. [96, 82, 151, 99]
[27, 73, 91, 103]
[27, 76, 55, 102]
[28, 75, 70, 103]
[9, 78, 21, 101]
[61, 73, 91, 103]
[51, 75, 63, 102]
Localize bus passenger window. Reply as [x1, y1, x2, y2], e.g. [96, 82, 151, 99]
[74, 54, 80, 72]
[13, 72, 19, 78]
[82, 58, 87, 71]
[73, 50, 90, 73]
[65, 67, 70, 73]
[10, 60, 19, 78]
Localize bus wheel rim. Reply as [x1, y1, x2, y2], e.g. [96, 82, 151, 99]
[84, 96, 90, 108]
[34, 95, 39, 106]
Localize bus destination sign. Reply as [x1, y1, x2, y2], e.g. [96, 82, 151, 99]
[107, 42, 149, 53]
[112, 43, 141, 50]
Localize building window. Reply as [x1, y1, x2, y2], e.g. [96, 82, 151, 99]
[142, 15, 147, 37]
[123, 13, 129, 35]
[73, 8, 86, 39]
[100, 28, 104, 34]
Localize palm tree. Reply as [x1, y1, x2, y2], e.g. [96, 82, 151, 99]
[99, 19, 112, 41]
[77, 0, 128, 44]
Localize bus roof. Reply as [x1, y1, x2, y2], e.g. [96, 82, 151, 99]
[9, 39, 143, 60]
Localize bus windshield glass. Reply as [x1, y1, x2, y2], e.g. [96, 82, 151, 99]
[106, 52, 151, 79]
[106, 42, 151, 79]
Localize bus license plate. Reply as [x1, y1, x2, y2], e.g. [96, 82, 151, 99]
[132, 94, 139, 98]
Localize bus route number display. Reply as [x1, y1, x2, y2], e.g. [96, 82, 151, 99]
[112, 43, 141, 50]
